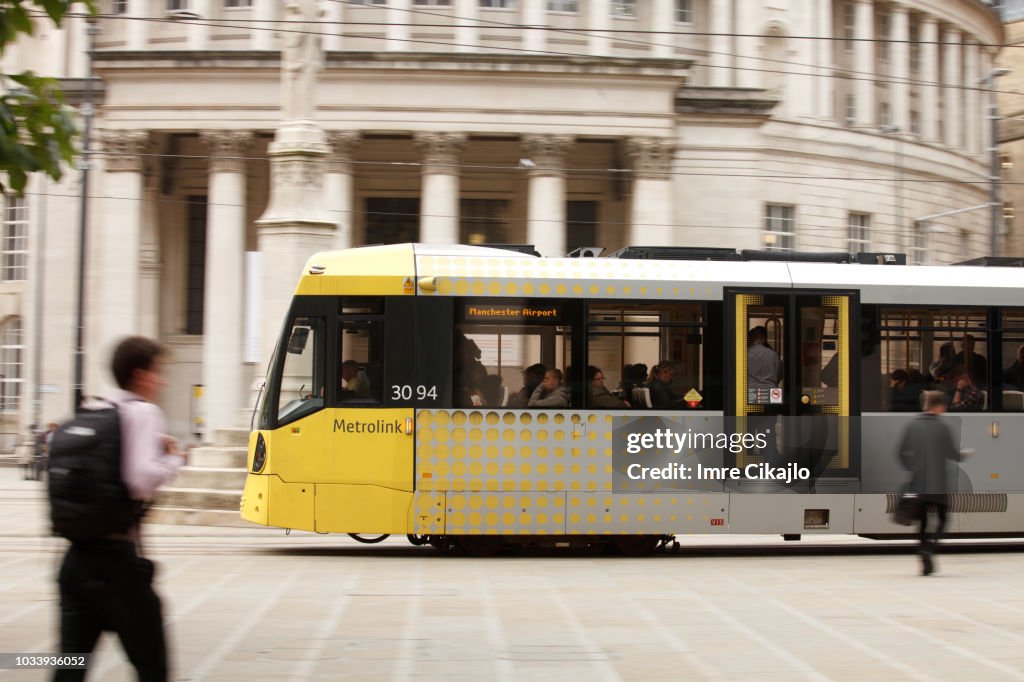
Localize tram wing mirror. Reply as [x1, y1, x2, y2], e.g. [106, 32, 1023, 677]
[286, 327, 310, 354]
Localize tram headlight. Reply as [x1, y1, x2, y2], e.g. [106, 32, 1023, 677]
[252, 433, 267, 473]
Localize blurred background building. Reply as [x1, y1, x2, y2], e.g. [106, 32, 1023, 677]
[0, 0, 1010, 444]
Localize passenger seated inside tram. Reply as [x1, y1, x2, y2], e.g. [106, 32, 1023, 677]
[949, 367, 984, 412]
[619, 363, 648, 401]
[528, 369, 570, 408]
[587, 365, 630, 408]
[646, 360, 685, 409]
[1002, 344, 1024, 391]
[340, 359, 370, 399]
[889, 369, 921, 412]
[509, 363, 546, 408]
[929, 342, 956, 384]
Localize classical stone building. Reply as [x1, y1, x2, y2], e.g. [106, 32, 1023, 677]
[998, 0, 1024, 260]
[0, 0, 1005, 443]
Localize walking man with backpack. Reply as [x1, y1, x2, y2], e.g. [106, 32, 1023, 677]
[50, 337, 186, 681]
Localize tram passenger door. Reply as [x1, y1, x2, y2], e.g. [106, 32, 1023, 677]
[729, 291, 858, 482]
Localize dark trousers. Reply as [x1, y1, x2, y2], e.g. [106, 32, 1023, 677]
[54, 541, 168, 682]
[918, 498, 948, 556]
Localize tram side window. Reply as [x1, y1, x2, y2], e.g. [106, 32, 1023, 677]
[863, 307, 991, 412]
[1001, 310, 1024, 412]
[588, 302, 708, 409]
[337, 298, 384, 405]
[456, 302, 572, 408]
[276, 317, 325, 425]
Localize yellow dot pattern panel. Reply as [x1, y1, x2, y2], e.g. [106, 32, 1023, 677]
[414, 256, 725, 301]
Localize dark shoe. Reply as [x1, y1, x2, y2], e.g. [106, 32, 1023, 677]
[921, 554, 934, 576]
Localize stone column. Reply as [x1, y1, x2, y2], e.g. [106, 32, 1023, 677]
[127, 0, 149, 50]
[200, 131, 252, 438]
[815, 0, 832, 118]
[588, 0, 611, 56]
[96, 131, 149, 392]
[253, 0, 277, 50]
[454, 0, 478, 53]
[523, 0, 546, 53]
[650, 0, 673, 58]
[415, 132, 466, 245]
[920, 17, 939, 141]
[943, 28, 962, 148]
[853, 0, 875, 127]
[890, 4, 910, 134]
[626, 137, 676, 246]
[708, 0, 732, 88]
[189, 0, 213, 50]
[387, 0, 411, 51]
[964, 40, 980, 154]
[326, 131, 361, 250]
[735, 0, 761, 89]
[523, 134, 572, 257]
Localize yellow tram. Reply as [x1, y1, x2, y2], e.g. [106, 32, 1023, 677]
[241, 243, 1024, 553]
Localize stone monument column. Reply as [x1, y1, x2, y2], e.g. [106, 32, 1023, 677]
[626, 137, 676, 246]
[256, 0, 337, 382]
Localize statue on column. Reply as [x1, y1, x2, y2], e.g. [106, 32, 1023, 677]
[282, 0, 324, 121]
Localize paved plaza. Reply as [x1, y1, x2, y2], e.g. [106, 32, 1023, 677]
[1, 467, 1024, 681]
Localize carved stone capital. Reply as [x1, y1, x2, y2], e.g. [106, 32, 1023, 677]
[521, 134, 573, 176]
[326, 131, 362, 174]
[626, 136, 676, 180]
[102, 130, 151, 173]
[201, 131, 254, 174]
[414, 132, 467, 173]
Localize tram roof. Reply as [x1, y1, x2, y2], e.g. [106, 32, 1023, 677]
[298, 244, 1024, 306]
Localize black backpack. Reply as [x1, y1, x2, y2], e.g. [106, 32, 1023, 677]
[48, 401, 143, 543]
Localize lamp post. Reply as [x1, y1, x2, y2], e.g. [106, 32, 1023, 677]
[981, 67, 1010, 258]
[73, 17, 99, 410]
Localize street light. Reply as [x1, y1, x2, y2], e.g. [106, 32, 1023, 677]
[981, 67, 1011, 257]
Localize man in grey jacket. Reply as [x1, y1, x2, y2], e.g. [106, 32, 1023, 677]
[897, 390, 968, 576]
[529, 369, 570, 408]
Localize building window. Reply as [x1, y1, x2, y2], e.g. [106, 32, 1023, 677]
[186, 197, 207, 335]
[878, 102, 891, 128]
[224, 0, 252, 7]
[612, 0, 637, 18]
[0, 317, 22, 414]
[910, 110, 921, 136]
[480, 0, 515, 7]
[460, 199, 509, 245]
[844, 94, 856, 126]
[764, 204, 796, 252]
[364, 198, 420, 245]
[1001, 153, 1014, 171]
[911, 220, 927, 264]
[843, 2, 855, 51]
[413, 0, 451, 4]
[350, 0, 387, 4]
[675, 0, 693, 23]
[111, 0, 128, 13]
[877, 11, 890, 63]
[848, 213, 870, 255]
[1004, 203, 1015, 236]
[909, 23, 920, 72]
[167, 0, 189, 10]
[2, 196, 28, 282]
[547, 0, 577, 12]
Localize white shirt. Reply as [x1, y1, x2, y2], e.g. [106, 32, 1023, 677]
[111, 389, 183, 502]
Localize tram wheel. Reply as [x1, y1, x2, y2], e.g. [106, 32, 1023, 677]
[456, 535, 506, 557]
[428, 536, 457, 553]
[347, 533, 390, 544]
[611, 534, 662, 557]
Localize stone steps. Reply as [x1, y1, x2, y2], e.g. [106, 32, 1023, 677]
[189, 446, 248, 469]
[145, 507, 254, 528]
[174, 465, 248, 490]
[155, 487, 240, 512]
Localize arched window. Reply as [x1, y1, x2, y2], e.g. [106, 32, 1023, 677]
[0, 317, 23, 414]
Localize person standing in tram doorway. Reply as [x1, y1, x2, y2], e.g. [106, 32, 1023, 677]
[747, 326, 783, 462]
[896, 390, 971, 576]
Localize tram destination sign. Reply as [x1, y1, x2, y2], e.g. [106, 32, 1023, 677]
[463, 302, 562, 322]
